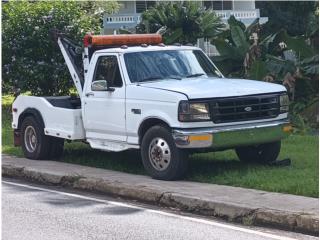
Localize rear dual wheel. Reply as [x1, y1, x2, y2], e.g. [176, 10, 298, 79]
[235, 141, 281, 164]
[21, 116, 64, 160]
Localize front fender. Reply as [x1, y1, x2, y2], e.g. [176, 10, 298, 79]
[126, 101, 180, 145]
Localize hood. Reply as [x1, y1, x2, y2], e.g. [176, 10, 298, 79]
[138, 77, 286, 99]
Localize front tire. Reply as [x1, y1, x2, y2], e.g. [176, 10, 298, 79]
[235, 141, 281, 164]
[141, 125, 188, 180]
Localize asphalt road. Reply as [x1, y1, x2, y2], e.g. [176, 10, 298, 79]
[2, 179, 317, 240]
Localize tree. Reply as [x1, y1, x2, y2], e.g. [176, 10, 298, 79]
[2, 1, 119, 96]
[306, 6, 319, 51]
[256, 1, 318, 37]
[136, 1, 225, 44]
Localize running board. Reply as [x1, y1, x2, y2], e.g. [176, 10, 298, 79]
[87, 139, 140, 152]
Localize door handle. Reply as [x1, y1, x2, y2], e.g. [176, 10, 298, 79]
[85, 92, 94, 97]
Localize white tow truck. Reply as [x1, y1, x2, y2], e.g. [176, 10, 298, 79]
[12, 33, 292, 180]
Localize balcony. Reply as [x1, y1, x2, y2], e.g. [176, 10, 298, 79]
[103, 14, 141, 29]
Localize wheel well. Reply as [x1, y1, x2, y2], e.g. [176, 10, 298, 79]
[138, 118, 170, 144]
[18, 108, 45, 130]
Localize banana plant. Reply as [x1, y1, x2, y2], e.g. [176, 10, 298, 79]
[211, 16, 257, 76]
[212, 16, 318, 80]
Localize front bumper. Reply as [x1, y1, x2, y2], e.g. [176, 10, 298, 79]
[172, 119, 292, 149]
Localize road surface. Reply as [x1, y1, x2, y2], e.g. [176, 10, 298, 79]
[2, 179, 317, 240]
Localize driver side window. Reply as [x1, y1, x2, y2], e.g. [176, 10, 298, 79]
[92, 56, 123, 90]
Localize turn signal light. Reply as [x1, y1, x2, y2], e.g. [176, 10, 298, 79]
[189, 135, 212, 141]
[283, 124, 293, 133]
[83, 34, 163, 47]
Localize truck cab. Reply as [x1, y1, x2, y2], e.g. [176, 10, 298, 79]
[12, 34, 292, 180]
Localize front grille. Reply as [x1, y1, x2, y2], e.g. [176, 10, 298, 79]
[210, 94, 280, 123]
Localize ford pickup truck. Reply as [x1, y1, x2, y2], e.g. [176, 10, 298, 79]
[12, 33, 292, 180]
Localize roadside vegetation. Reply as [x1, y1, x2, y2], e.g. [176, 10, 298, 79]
[2, 97, 318, 197]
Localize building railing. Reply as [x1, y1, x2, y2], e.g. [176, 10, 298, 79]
[215, 9, 260, 19]
[104, 14, 141, 25]
[104, 9, 260, 28]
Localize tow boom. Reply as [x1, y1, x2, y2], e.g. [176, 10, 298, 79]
[57, 37, 83, 96]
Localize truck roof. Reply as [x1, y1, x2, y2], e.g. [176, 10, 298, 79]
[93, 45, 202, 54]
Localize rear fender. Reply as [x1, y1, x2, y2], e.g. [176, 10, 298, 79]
[18, 108, 45, 130]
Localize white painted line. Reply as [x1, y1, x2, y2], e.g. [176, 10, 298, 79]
[3, 180, 299, 240]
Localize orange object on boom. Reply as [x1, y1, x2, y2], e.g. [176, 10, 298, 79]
[83, 34, 162, 47]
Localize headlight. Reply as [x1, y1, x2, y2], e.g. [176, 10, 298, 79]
[178, 101, 210, 122]
[279, 94, 289, 113]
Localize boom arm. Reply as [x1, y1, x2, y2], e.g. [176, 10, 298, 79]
[57, 37, 83, 96]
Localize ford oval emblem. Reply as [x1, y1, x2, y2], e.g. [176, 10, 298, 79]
[244, 106, 252, 112]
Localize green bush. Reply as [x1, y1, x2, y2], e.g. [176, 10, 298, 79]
[2, 1, 118, 96]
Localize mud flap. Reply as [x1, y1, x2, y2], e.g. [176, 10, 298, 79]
[13, 130, 21, 146]
[268, 158, 291, 166]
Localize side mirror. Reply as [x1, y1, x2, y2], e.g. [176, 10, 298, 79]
[91, 80, 115, 92]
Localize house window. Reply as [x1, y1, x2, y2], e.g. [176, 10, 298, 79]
[203, 1, 233, 10]
[136, 1, 156, 13]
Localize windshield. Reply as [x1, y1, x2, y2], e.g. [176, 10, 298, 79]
[124, 50, 222, 83]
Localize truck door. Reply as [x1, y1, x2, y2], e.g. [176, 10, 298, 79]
[83, 53, 126, 142]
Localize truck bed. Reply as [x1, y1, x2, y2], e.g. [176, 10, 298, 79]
[44, 96, 81, 109]
[12, 95, 85, 140]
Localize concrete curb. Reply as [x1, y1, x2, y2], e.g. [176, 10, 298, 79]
[2, 162, 318, 236]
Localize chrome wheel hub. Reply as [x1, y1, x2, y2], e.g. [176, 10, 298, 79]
[148, 137, 171, 171]
[24, 126, 37, 153]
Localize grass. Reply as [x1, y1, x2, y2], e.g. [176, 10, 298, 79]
[2, 96, 319, 197]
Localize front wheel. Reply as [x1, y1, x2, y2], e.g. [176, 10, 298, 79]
[141, 125, 188, 180]
[235, 141, 281, 164]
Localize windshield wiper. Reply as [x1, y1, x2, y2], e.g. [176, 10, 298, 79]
[139, 76, 163, 82]
[168, 76, 182, 80]
[139, 76, 181, 82]
[185, 73, 205, 78]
